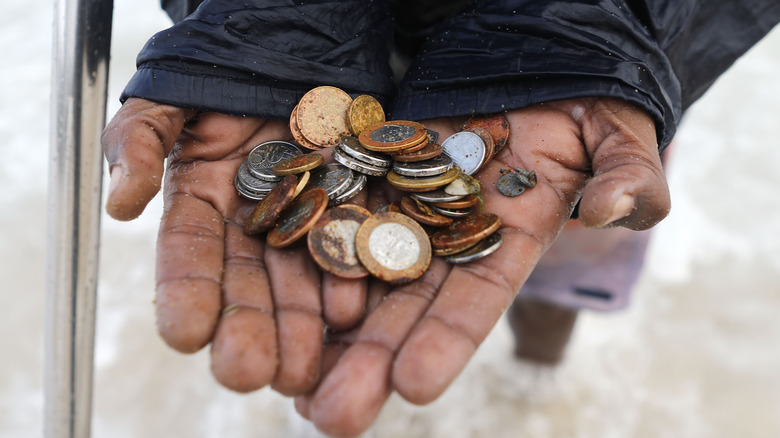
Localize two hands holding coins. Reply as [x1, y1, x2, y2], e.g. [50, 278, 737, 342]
[102, 92, 670, 437]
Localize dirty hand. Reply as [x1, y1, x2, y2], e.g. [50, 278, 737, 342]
[294, 97, 671, 437]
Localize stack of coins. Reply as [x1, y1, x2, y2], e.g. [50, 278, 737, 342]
[332, 135, 393, 177]
[234, 140, 302, 200]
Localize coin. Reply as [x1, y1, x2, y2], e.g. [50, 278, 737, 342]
[440, 131, 487, 175]
[247, 141, 302, 181]
[392, 142, 443, 162]
[464, 127, 495, 170]
[462, 113, 510, 155]
[332, 146, 390, 177]
[374, 202, 402, 214]
[392, 154, 453, 177]
[331, 172, 367, 206]
[339, 135, 394, 167]
[272, 152, 324, 176]
[430, 193, 479, 209]
[307, 206, 371, 279]
[430, 205, 472, 218]
[290, 105, 322, 150]
[430, 213, 501, 251]
[266, 188, 329, 248]
[359, 120, 428, 152]
[355, 212, 432, 284]
[308, 163, 354, 199]
[496, 172, 527, 197]
[235, 161, 276, 199]
[445, 232, 503, 264]
[292, 170, 311, 198]
[296, 86, 353, 147]
[347, 94, 385, 136]
[433, 240, 480, 257]
[244, 174, 299, 235]
[399, 196, 454, 227]
[385, 167, 459, 192]
[444, 172, 482, 196]
[410, 189, 466, 203]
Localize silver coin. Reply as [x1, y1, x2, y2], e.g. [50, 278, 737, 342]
[446, 232, 503, 264]
[392, 154, 453, 177]
[430, 205, 472, 218]
[308, 163, 354, 199]
[331, 173, 367, 206]
[236, 162, 276, 192]
[332, 146, 390, 177]
[441, 131, 486, 175]
[339, 136, 393, 167]
[410, 189, 465, 203]
[246, 141, 302, 181]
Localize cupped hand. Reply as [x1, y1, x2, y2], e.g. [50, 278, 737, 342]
[294, 97, 671, 437]
[102, 97, 366, 395]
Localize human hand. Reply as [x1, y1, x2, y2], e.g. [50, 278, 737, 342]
[102, 97, 368, 395]
[294, 97, 671, 437]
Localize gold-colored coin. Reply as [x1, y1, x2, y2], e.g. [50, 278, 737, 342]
[292, 170, 311, 199]
[296, 86, 353, 147]
[290, 105, 322, 150]
[272, 152, 324, 176]
[347, 94, 385, 136]
[385, 168, 460, 192]
[355, 212, 431, 284]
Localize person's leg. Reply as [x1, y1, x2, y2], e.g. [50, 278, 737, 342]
[506, 297, 578, 364]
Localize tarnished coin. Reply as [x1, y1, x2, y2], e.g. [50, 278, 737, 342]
[292, 170, 311, 199]
[308, 163, 354, 199]
[462, 113, 510, 155]
[247, 140, 302, 181]
[430, 193, 479, 209]
[235, 161, 276, 200]
[296, 86, 353, 147]
[430, 212, 501, 251]
[290, 105, 322, 150]
[337, 203, 372, 216]
[359, 120, 428, 152]
[339, 135, 393, 167]
[244, 174, 299, 235]
[392, 142, 443, 163]
[430, 205, 472, 218]
[307, 205, 371, 279]
[392, 154, 453, 178]
[331, 173, 367, 206]
[332, 146, 390, 177]
[465, 127, 495, 170]
[267, 188, 329, 248]
[426, 129, 439, 145]
[445, 232, 503, 264]
[394, 136, 429, 154]
[347, 94, 386, 136]
[355, 212, 432, 284]
[496, 173, 527, 197]
[444, 172, 482, 196]
[400, 197, 454, 227]
[433, 240, 480, 257]
[441, 131, 487, 175]
[272, 152, 324, 176]
[386, 168, 460, 192]
[411, 189, 466, 203]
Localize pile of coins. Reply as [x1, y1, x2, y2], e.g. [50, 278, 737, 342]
[234, 86, 528, 284]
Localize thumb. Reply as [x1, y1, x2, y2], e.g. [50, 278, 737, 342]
[101, 98, 191, 221]
[575, 99, 671, 230]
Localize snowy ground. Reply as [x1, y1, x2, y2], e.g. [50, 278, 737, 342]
[1, 1, 779, 437]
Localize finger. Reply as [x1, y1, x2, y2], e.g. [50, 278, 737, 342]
[209, 221, 277, 393]
[574, 99, 671, 229]
[307, 262, 451, 438]
[155, 192, 224, 353]
[102, 98, 193, 221]
[322, 274, 367, 330]
[264, 244, 324, 396]
[294, 341, 348, 421]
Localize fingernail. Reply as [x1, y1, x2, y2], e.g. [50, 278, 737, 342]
[602, 194, 634, 226]
[108, 164, 126, 198]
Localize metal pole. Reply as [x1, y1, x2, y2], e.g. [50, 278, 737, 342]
[46, 0, 113, 436]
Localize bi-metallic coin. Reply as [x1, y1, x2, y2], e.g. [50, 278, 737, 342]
[355, 212, 432, 284]
[359, 120, 428, 152]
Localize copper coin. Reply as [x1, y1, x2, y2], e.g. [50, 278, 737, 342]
[358, 120, 428, 152]
[337, 203, 372, 216]
[430, 193, 479, 209]
[433, 240, 480, 257]
[465, 127, 495, 170]
[355, 212, 432, 284]
[307, 206, 371, 278]
[445, 232, 503, 264]
[392, 142, 443, 162]
[244, 174, 299, 235]
[266, 188, 329, 248]
[289, 105, 322, 150]
[462, 113, 510, 155]
[430, 213, 501, 250]
[386, 168, 460, 192]
[399, 197, 453, 227]
[296, 86, 353, 147]
[440, 131, 487, 175]
[347, 94, 386, 136]
[393, 136, 429, 154]
[272, 152, 324, 176]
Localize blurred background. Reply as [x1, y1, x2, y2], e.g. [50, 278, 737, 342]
[1, 0, 779, 436]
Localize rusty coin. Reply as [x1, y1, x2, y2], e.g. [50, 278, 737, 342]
[355, 211, 432, 284]
[347, 94, 386, 136]
[430, 212, 501, 251]
[465, 127, 495, 170]
[462, 113, 510, 155]
[266, 188, 329, 248]
[307, 205, 371, 279]
[496, 173, 527, 197]
[445, 232, 503, 264]
[244, 174, 299, 235]
[272, 152, 324, 176]
[296, 86, 353, 147]
[359, 120, 428, 152]
[399, 196, 454, 227]
[392, 142, 443, 162]
[290, 105, 322, 150]
[433, 240, 480, 257]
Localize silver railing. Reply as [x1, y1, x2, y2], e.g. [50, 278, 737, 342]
[46, 0, 114, 436]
